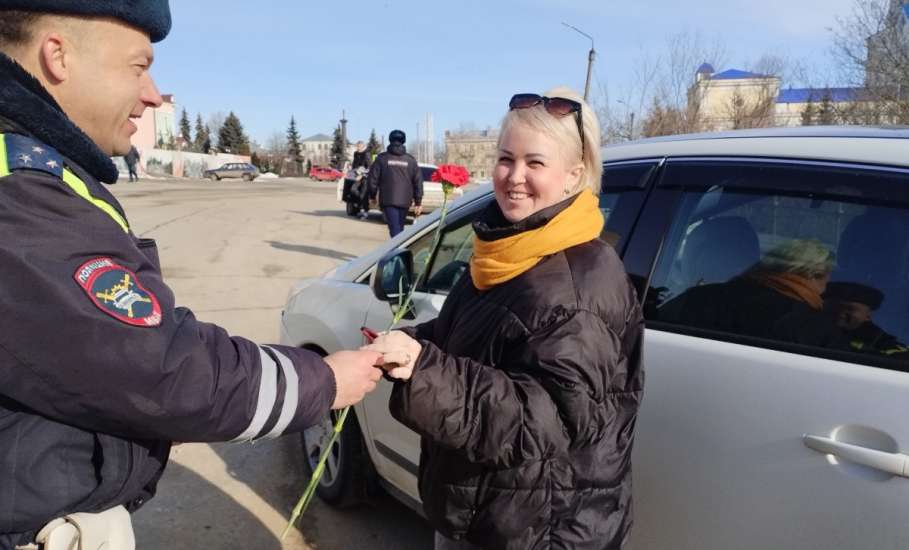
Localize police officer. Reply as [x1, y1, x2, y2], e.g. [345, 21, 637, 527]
[0, 3, 383, 549]
[367, 129, 423, 237]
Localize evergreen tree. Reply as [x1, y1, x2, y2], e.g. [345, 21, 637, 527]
[801, 97, 816, 126]
[286, 116, 302, 160]
[218, 112, 250, 155]
[329, 125, 347, 169]
[817, 91, 836, 125]
[367, 129, 382, 157]
[193, 114, 208, 153]
[306, 159, 312, 175]
[251, 151, 264, 171]
[179, 108, 192, 146]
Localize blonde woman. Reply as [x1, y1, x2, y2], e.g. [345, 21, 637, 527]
[366, 88, 644, 549]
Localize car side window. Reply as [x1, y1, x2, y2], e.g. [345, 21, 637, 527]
[403, 163, 655, 295]
[600, 161, 657, 253]
[647, 160, 909, 370]
[405, 214, 475, 296]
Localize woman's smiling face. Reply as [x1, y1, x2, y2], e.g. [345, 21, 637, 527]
[493, 121, 581, 223]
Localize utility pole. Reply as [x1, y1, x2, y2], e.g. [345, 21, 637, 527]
[339, 110, 349, 169]
[562, 23, 595, 102]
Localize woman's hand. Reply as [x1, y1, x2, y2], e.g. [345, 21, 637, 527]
[362, 330, 422, 381]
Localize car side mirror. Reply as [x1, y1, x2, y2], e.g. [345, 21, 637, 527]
[372, 249, 417, 319]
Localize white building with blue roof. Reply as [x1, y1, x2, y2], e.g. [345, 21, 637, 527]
[691, 65, 782, 130]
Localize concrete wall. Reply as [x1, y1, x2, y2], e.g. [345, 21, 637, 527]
[114, 149, 252, 178]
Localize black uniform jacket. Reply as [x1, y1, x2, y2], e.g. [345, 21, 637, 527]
[367, 143, 423, 208]
[389, 199, 645, 550]
[0, 53, 333, 546]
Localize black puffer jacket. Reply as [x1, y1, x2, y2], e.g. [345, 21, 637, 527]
[367, 143, 422, 208]
[390, 199, 644, 549]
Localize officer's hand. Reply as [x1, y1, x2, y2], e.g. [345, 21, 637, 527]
[324, 350, 384, 409]
[362, 330, 422, 381]
[414, 204, 423, 217]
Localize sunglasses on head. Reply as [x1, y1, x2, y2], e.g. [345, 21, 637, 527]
[508, 93, 585, 161]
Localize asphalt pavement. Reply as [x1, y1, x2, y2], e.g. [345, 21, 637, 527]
[112, 176, 433, 549]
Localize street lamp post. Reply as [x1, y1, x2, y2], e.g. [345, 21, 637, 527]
[562, 23, 595, 102]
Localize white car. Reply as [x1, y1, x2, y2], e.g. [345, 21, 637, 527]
[282, 126, 909, 549]
[336, 163, 464, 216]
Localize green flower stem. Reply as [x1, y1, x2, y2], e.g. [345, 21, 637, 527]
[283, 188, 453, 539]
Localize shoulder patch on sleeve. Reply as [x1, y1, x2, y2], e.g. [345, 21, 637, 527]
[4, 134, 65, 178]
[74, 258, 162, 327]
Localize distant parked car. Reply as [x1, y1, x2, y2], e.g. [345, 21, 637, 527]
[310, 166, 344, 181]
[203, 162, 259, 182]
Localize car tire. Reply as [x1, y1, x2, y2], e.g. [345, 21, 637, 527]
[208, 174, 219, 182]
[242, 174, 252, 182]
[300, 408, 377, 507]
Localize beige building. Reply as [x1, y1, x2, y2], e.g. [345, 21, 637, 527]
[132, 93, 176, 153]
[691, 65, 782, 131]
[690, 64, 881, 130]
[444, 129, 498, 182]
[301, 133, 333, 167]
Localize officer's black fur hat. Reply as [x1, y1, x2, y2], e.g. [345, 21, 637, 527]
[824, 282, 885, 310]
[0, 0, 172, 42]
[389, 129, 406, 144]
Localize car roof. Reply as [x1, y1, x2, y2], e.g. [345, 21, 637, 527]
[601, 126, 909, 168]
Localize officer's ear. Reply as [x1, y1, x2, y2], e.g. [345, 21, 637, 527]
[37, 31, 71, 84]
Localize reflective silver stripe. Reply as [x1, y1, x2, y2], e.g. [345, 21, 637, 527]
[261, 346, 299, 439]
[230, 347, 278, 442]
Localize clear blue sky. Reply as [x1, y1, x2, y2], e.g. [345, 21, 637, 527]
[152, 0, 855, 146]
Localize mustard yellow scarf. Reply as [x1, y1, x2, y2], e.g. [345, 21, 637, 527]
[470, 190, 604, 291]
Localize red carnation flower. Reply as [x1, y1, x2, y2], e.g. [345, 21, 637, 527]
[431, 164, 470, 193]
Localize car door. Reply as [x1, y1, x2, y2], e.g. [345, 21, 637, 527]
[359, 160, 660, 502]
[626, 158, 909, 549]
[360, 198, 489, 499]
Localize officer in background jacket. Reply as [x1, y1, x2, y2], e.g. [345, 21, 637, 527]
[0, 3, 382, 548]
[367, 129, 423, 237]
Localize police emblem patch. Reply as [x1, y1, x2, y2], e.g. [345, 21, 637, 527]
[74, 258, 162, 327]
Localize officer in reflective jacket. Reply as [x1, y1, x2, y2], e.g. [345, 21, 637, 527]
[0, 2, 382, 548]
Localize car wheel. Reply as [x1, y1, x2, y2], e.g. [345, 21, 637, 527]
[300, 408, 376, 507]
[242, 174, 252, 182]
[208, 174, 219, 182]
[345, 201, 360, 217]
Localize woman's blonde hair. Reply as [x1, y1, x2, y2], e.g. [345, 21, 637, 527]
[755, 238, 836, 278]
[497, 86, 602, 195]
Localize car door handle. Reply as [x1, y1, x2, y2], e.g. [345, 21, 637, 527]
[803, 434, 909, 477]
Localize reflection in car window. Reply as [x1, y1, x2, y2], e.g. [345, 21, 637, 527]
[424, 222, 474, 294]
[648, 161, 909, 368]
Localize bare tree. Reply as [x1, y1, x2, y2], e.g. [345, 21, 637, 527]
[721, 83, 779, 129]
[207, 112, 226, 142]
[832, 0, 909, 123]
[637, 30, 730, 137]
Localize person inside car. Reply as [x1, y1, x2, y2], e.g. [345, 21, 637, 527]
[660, 238, 851, 349]
[364, 87, 644, 550]
[824, 281, 909, 358]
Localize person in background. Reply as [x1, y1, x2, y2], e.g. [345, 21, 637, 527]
[125, 144, 140, 182]
[824, 281, 909, 358]
[661, 238, 850, 349]
[350, 140, 371, 219]
[367, 129, 422, 237]
[365, 88, 644, 549]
